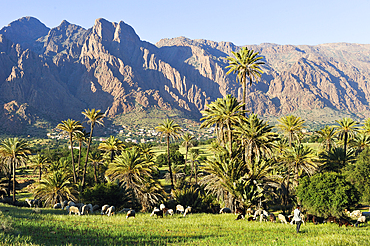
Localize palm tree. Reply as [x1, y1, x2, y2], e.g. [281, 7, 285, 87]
[34, 170, 77, 207]
[73, 129, 89, 177]
[189, 149, 200, 184]
[200, 95, 245, 157]
[29, 154, 48, 181]
[0, 138, 31, 202]
[333, 117, 359, 162]
[181, 133, 194, 172]
[319, 147, 355, 172]
[362, 118, 370, 135]
[138, 176, 164, 212]
[280, 144, 318, 188]
[98, 135, 125, 162]
[315, 125, 336, 151]
[235, 113, 279, 163]
[81, 108, 105, 189]
[57, 119, 83, 183]
[155, 119, 182, 189]
[105, 147, 153, 198]
[88, 152, 104, 184]
[226, 46, 265, 114]
[276, 115, 305, 148]
[350, 132, 370, 154]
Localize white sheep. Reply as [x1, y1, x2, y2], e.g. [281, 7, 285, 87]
[126, 209, 136, 219]
[355, 216, 367, 227]
[101, 205, 110, 215]
[219, 207, 232, 214]
[150, 207, 163, 217]
[160, 204, 166, 210]
[165, 209, 174, 216]
[278, 214, 288, 224]
[107, 206, 115, 216]
[246, 208, 254, 216]
[25, 199, 40, 208]
[253, 209, 268, 219]
[69, 206, 81, 216]
[81, 205, 90, 215]
[183, 206, 192, 217]
[350, 210, 362, 218]
[176, 205, 185, 214]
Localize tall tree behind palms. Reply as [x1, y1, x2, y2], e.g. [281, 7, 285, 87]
[57, 119, 83, 183]
[29, 154, 48, 181]
[315, 125, 336, 152]
[81, 109, 105, 189]
[181, 133, 194, 173]
[280, 144, 318, 188]
[276, 115, 305, 148]
[155, 119, 182, 190]
[226, 46, 264, 114]
[73, 129, 89, 177]
[0, 138, 31, 203]
[88, 152, 104, 184]
[334, 117, 359, 165]
[200, 95, 245, 157]
[98, 135, 125, 162]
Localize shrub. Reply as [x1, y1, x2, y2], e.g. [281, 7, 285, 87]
[297, 172, 359, 217]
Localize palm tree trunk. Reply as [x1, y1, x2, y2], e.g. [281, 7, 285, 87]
[69, 133, 77, 183]
[167, 135, 174, 190]
[82, 124, 94, 189]
[12, 160, 16, 203]
[195, 161, 198, 185]
[7, 170, 11, 197]
[242, 78, 246, 115]
[184, 146, 188, 173]
[77, 140, 82, 178]
[227, 121, 232, 158]
[93, 162, 98, 183]
[343, 132, 348, 166]
[39, 167, 42, 181]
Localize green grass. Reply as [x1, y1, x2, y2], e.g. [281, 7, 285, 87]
[1, 203, 370, 246]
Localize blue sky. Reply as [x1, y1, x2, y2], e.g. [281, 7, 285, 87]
[1, 0, 370, 46]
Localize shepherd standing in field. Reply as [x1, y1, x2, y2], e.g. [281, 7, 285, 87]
[293, 205, 303, 233]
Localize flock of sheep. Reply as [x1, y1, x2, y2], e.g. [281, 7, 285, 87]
[230, 207, 368, 228]
[30, 199, 369, 228]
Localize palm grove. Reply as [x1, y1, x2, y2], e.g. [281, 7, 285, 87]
[0, 47, 368, 217]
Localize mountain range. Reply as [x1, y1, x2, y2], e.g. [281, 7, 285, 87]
[1, 16, 370, 135]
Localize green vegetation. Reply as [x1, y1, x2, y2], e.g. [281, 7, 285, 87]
[1, 204, 370, 246]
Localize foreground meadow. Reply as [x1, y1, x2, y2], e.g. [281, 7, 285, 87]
[1, 204, 369, 246]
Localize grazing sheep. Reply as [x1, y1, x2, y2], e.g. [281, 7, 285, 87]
[183, 206, 192, 217]
[325, 216, 337, 224]
[220, 207, 232, 214]
[269, 213, 276, 223]
[278, 214, 288, 224]
[160, 204, 166, 210]
[25, 199, 40, 208]
[150, 207, 163, 218]
[61, 200, 68, 210]
[235, 214, 244, 220]
[101, 205, 110, 215]
[165, 209, 174, 216]
[235, 209, 246, 220]
[354, 216, 367, 227]
[107, 206, 115, 216]
[69, 206, 81, 216]
[338, 218, 353, 227]
[350, 210, 362, 218]
[247, 216, 255, 221]
[68, 201, 76, 207]
[176, 205, 185, 214]
[53, 203, 62, 209]
[92, 205, 100, 213]
[126, 209, 136, 219]
[246, 208, 254, 216]
[118, 208, 131, 213]
[81, 205, 90, 215]
[260, 214, 268, 222]
[253, 209, 268, 220]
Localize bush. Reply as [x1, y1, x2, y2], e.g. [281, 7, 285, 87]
[80, 182, 136, 210]
[297, 172, 359, 217]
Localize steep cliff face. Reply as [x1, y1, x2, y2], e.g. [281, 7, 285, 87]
[1, 17, 370, 135]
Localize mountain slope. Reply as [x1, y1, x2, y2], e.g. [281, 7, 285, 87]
[1, 17, 370, 135]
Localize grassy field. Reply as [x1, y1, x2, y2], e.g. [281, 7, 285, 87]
[1, 203, 369, 246]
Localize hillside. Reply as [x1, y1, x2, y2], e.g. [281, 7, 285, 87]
[1, 17, 370, 135]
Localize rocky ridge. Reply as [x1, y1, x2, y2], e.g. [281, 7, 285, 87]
[1, 17, 370, 135]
